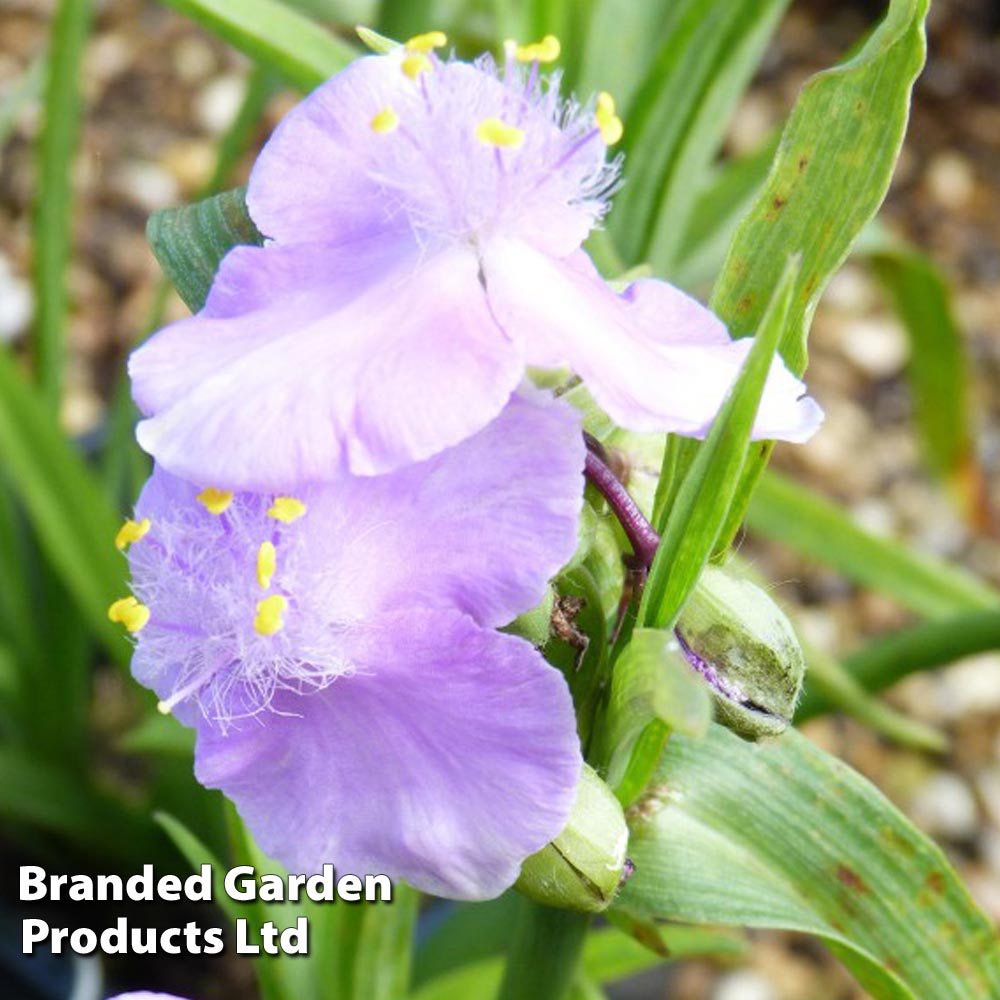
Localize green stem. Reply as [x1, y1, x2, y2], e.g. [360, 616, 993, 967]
[496, 900, 590, 1000]
[799, 610, 1000, 720]
[798, 640, 947, 752]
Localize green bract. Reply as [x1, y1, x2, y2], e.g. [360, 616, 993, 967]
[516, 765, 628, 913]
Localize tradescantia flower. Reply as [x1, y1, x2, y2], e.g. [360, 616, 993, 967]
[110, 995, 189, 1000]
[130, 35, 822, 492]
[111, 392, 584, 900]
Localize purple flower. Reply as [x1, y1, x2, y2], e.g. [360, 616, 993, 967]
[130, 42, 822, 492]
[114, 392, 584, 899]
[109, 995, 188, 1000]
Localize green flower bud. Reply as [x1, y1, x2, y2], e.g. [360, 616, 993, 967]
[515, 764, 629, 913]
[675, 565, 805, 739]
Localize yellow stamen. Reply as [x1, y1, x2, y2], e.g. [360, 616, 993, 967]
[401, 53, 431, 79]
[115, 517, 150, 551]
[254, 595, 288, 636]
[108, 596, 150, 633]
[268, 496, 307, 523]
[514, 34, 561, 63]
[475, 117, 525, 149]
[370, 106, 399, 133]
[405, 30, 447, 53]
[197, 487, 233, 515]
[595, 91, 623, 145]
[256, 541, 277, 589]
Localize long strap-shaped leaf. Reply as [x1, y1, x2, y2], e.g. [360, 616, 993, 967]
[609, 0, 789, 276]
[619, 724, 1000, 999]
[158, 0, 355, 92]
[655, 0, 930, 547]
[0, 350, 127, 665]
[748, 470, 999, 618]
[639, 261, 796, 632]
[33, 0, 92, 412]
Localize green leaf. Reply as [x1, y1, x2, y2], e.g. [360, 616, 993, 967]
[656, 0, 930, 548]
[639, 261, 797, 632]
[33, 0, 93, 411]
[413, 894, 520, 987]
[747, 471, 999, 619]
[671, 134, 777, 293]
[619, 724, 1000, 999]
[349, 882, 419, 1000]
[157, 0, 355, 91]
[0, 479, 41, 667]
[222, 806, 305, 1000]
[519, 0, 590, 88]
[155, 811, 243, 924]
[868, 245, 976, 495]
[798, 638, 947, 753]
[0, 748, 156, 864]
[147, 186, 263, 312]
[413, 923, 742, 1000]
[0, 350, 128, 665]
[610, 0, 790, 275]
[119, 712, 196, 757]
[575, 0, 679, 110]
[714, 0, 928, 372]
[597, 628, 712, 804]
[376, 0, 436, 44]
[799, 610, 1000, 720]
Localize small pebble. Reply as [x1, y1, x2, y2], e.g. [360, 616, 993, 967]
[195, 73, 246, 134]
[850, 498, 897, 538]
[173, 36, 217, 83]
[909, 771, 979, 841]
[727, 91, 776, 157]
[0, 253, 33, 343]
[925, 152, 976, 211]
[835, 316, 908, 379]
[713, 969, 777, 1000]
[113, 160, 179, 211]
[161, 140, 216, 193]
[823, 264, 881, 312]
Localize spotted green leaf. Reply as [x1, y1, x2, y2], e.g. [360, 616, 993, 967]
[619, 724, 1000, 999]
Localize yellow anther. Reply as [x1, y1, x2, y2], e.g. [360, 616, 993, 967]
[254, 594, 288, 636]
[595, 91, 623, 145]
[370, 106, 399, 133]
[108, 596, 150, 633]
[475, 117, 525, 149]
[401, 53, 432, 79]
[115, 517, 150, 551]
[256, 541, 277, 589]
[514, 34, 561, 63]
[268, 496, 307, 523]
[405, 31, 447, 53]
[197, 487, 233, 515]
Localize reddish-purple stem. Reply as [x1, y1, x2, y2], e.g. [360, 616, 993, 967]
[583, 438, 660, 570]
